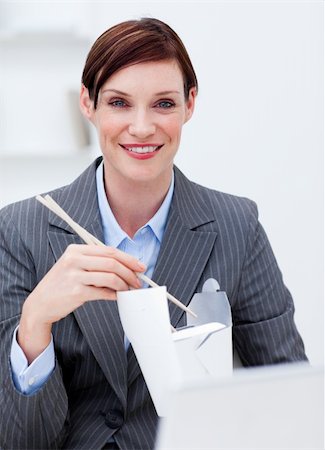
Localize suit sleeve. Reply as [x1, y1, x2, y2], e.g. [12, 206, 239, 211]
[0, 208, 69, 449]
[232, 202, 308, 366]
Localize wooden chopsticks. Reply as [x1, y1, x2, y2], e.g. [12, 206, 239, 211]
[36, 194, 197, 319]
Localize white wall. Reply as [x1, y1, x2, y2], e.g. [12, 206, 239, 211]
[0, 1, 323, 366]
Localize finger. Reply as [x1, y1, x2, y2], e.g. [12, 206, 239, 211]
[79, 255, 142, 288]
[81, 285, 118, 301]
[65, 244, 146, 272]
[82, 272, 131, 293]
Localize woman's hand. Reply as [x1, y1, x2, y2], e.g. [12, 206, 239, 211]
[18, 244, 146, 363]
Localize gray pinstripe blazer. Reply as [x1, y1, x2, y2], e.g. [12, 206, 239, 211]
[0, 157, 307, 450]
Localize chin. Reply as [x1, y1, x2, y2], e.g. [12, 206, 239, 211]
[127, 169, 157, 183]
[124, 166, 168, 184]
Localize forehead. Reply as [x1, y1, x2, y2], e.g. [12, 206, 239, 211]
[100, 60, 184, 92]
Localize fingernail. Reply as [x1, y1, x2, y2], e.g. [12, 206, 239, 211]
[136, 278, 143, 288]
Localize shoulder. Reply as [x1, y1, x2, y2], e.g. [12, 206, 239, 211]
[174, 166, 259, 232]
[193, 181, 258, 222]
[0, 184, 66, 242]
[1, 186, 66, 217]
[0, 157, 100, 236]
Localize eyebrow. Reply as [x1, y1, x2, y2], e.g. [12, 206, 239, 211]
[155, 90, 181, 95]
[101, 88, 181, 96]
[101, 89, 131, 97]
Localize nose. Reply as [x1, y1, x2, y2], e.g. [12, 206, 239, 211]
[128, 109, 156, 139]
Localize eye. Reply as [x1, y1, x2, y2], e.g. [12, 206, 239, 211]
[109, 99, 128, 108]
[156, 100, 175, 109]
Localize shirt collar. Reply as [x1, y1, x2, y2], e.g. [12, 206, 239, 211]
[146, 170, 174, 243]
[96, 161, 174, 246]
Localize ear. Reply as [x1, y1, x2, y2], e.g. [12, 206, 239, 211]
[79, 84, 95, 122]
[184, 87, 196, 123]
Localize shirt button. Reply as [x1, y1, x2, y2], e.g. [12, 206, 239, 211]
[28, 376, 36, 386]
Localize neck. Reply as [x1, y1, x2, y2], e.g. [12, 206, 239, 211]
[102, 165, 173, 238]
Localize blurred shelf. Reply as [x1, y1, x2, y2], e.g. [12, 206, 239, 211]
[0, 148, 99, 161]
[0, 28, 90, 45]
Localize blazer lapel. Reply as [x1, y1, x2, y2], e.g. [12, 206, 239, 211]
[127, 166, 217, 386]
[153, 212, 217, 327]
[47, 158, 128, 409]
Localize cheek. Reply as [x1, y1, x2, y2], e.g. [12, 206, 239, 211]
[96, 115, 125, 139]
[162, 116, 184, 142]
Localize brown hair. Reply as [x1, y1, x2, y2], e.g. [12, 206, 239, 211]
[82, 17, 198, 108]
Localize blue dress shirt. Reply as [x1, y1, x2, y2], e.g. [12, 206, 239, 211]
[10, 161, 174, 395]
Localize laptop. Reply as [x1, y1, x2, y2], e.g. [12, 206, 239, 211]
[155, 363, 324, 449]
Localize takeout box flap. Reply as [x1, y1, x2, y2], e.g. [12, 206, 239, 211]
[186, 278, 232, 328]
[195, 326, 233, 376]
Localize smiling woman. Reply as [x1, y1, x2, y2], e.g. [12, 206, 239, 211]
[80, 60, 195, 230]
[0, 17, 307, 450]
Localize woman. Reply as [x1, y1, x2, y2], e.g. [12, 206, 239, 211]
[0, 18, 307, 450]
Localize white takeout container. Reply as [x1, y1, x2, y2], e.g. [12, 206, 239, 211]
[117, 279, 232, 416]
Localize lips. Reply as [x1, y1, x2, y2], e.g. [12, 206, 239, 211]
[120, 144, 163, 154]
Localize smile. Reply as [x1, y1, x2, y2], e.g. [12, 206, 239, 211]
[120, 144, 163, 154]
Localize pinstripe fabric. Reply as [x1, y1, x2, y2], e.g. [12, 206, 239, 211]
[0, 157, 307, 449]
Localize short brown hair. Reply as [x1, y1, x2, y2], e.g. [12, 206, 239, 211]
[82, 17, 198, 108]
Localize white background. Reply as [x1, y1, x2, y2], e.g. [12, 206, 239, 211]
[0, 1, 323, 366]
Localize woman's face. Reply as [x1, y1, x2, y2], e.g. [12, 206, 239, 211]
[80, 60, 195, 187]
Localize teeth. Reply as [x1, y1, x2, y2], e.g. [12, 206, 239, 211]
[126, 146, 159, 154]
